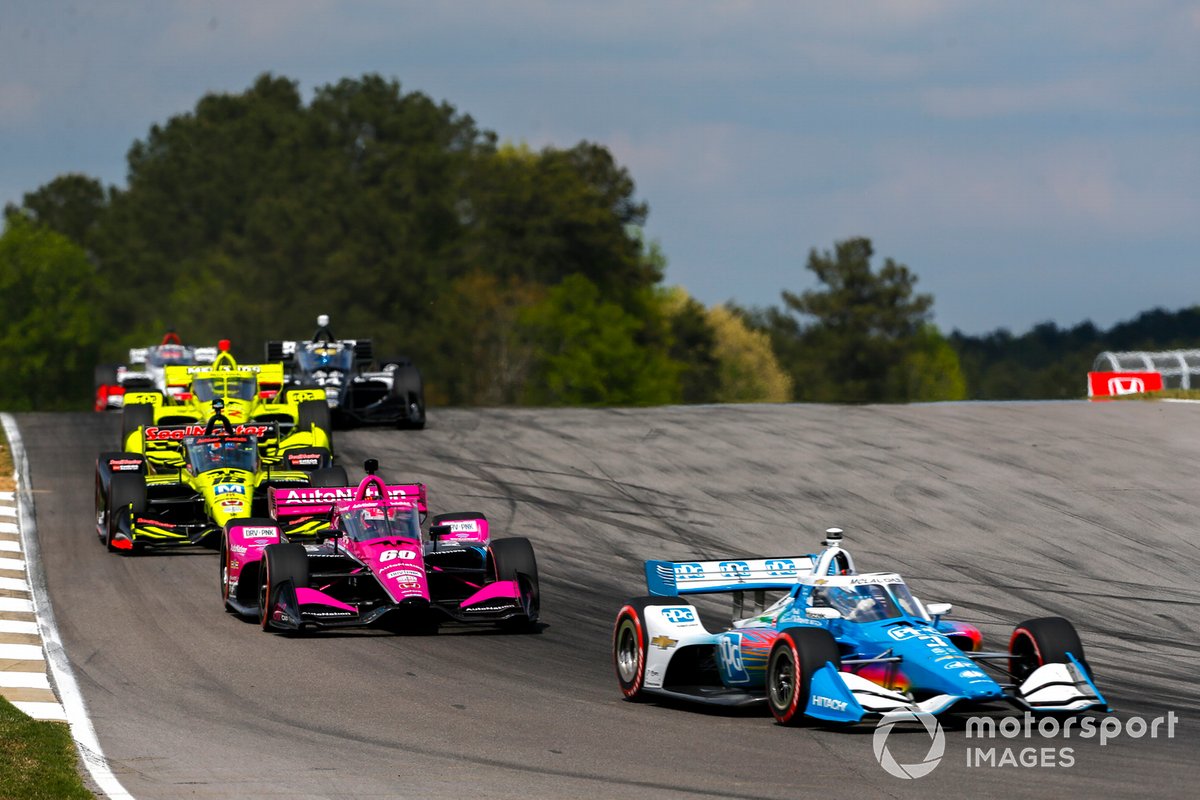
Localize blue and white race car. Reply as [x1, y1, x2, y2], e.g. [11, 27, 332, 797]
[612, 529, 1107, 725]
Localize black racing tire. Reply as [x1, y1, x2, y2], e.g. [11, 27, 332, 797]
[613, 596, 691, 701]
[258, 543, 310, 632]
[766, 627, 842, 726]
[389, 364, 425, 429]
[106, 473, 146, 553]
[120, 404, 155, 449]
[222, 517, 277, 613]
[297, 399, 333, 451]
[95, 452, 145, 544]
[488, 537, 539, 627]
[309, 466, 349, 488]
[1009, 617, 1090, 683]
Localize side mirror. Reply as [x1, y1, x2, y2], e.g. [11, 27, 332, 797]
[926, 602, 952, 618]
[805, 607, 842, 620]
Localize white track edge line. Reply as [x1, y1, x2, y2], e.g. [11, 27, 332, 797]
[2, 413, 134, 799]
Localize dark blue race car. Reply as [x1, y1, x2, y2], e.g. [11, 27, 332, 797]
[613, 529, 1107, 725]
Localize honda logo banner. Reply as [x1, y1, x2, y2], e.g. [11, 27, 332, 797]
[1087, 371, 1163, 399]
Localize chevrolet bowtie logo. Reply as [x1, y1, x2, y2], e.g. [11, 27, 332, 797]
[651, 635, 678, 650]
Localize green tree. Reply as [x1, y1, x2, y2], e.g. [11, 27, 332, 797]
[707, 305, 793, 402]
[660, 286, 720, 403]
[739, 238, 964, 403]
[5, 174, 109, 251]
[520, 275, 679, 405]
[460, 142, 659, 308]
[8, 73, 676, 408]
[893, 324, 967, 401]
[427, 271, 544, 406]
[0, 217, 102, 410]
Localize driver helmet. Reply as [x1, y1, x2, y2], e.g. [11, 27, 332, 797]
[314, 345, 336, 367]
[360, 507, 386, 534]
[207, 442, 227, 466]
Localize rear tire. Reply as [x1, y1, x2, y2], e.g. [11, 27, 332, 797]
[766, 627, 841, 726]
[613, 596, 690, 701]
[488, 537, 539, 627]
[120, 404, 155, 450]
[389, 364, 425, 429]
[297, 399, 333, 451]
[309, 466, 349, 487]
[1009, 617, 1090, 682]
[259, 543, 309, 632]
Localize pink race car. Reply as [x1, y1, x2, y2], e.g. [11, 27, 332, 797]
[219, 460, 540, 634]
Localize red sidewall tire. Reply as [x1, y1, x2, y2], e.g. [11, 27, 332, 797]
[768, 633, 804, 725]
[613, 607, 647, 699]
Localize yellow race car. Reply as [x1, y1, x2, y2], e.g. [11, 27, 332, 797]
[96, 405, 345, 552]
[119, 346, 334, 463]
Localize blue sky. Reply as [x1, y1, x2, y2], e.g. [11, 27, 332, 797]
[2, 1, 1197, 334]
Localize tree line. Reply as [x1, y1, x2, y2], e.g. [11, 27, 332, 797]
[0, 73, 1188, 411]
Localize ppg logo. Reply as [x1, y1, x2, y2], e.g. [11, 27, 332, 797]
[677, 563, 705, 580]
[718, 634, 749, 683]
[719, 561, 750, 579]
[1108, 377, 1145, 395]
[662, 607, 696, 624]
[765, 559, 796, 577]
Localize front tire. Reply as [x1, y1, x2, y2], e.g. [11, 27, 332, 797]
[1009, 617, 1090, 682]
[389, 364, 425, 429]
[487, 537, 539, 627]
[766, 627, 841, 726]
[258, 543, 310, 632]
[105, 473, 146, 553]
[612, 596, 689, 701]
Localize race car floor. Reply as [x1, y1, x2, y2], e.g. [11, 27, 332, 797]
[0, 490, 66, 720]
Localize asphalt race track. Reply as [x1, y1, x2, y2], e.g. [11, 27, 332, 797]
[15, 403, 1200, 799]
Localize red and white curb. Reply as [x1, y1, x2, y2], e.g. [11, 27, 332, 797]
[0, 489, 66, 720]
[2, 414, 133, 799]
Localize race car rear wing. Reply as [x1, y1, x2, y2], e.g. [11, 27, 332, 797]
[140, 421, 278, 443]
[269, 483, 428, 518]
[645, 555, 816, 597]
[162, 362, 287, 391]
[128, 345, 218, 365]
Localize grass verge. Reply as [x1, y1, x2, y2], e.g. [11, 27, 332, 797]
[0, 697, 93, 800]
